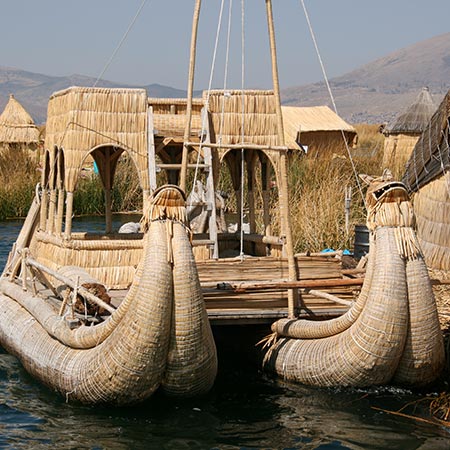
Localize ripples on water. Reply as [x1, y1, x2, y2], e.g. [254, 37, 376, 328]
[0, 218, 449, 449]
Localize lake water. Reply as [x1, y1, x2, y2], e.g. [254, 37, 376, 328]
[0, 218, 449, 449]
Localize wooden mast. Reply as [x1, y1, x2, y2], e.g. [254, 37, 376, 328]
[180, 0, 202, 193]
[265, 0, 299, 318]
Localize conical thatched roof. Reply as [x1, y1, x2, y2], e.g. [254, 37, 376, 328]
[386, 87, 436, 135]
[0, 94, 40, 144]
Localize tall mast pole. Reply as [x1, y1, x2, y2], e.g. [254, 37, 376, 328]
[265, 0, 299, 318]
[180, 0, 202, 193]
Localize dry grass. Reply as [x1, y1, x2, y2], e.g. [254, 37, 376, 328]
[0, 148, 40, 219]
[288, 125, 384, 252]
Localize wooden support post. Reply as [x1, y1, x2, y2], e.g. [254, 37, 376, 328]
[40, 188, 48, 232]
[266, 0, 299, 318]
[64, 191, 74, 239]
[180, 0, 202, 192]
[104, 147, 112, 234]
[56, 188, 65, 235]
[147, 106, 157, 193]
[261, 160, 272, 238]
[47, 189, 57, 233]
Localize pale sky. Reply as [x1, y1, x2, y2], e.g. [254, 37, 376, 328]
[1, 0, 449, 90]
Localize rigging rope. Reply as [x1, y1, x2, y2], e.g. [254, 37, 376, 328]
[239, 0, 246, 259]
[299, 0, 366, 209]
[189, 0, 226, 210]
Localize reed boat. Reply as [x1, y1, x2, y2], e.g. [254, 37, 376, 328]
[263, 172, 445, 387]
[0, 1, 445, 404]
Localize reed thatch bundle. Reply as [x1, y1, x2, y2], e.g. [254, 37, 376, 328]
[149, 97, 203, 138]
[0, 94, 40, 145]
[402, 89, 450, 269]
[264, 174, 444, 387]
[45, 87, 148, 192]
[205, 90, 279, 148]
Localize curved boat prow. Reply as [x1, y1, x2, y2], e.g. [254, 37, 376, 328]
[0, 185, 217, 404]
[264, 171, 445, 388]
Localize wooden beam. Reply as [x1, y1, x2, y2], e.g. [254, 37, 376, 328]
[217, 278, 364, 291]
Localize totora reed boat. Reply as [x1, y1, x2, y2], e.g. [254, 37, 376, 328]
[0, 0, 445, 404]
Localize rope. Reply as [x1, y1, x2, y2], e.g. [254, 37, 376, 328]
[188, 0, 226, 210]
[299, 0, 366, 209]
[239, 0, 246, 259]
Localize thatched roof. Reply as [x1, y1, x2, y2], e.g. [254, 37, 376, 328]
[205, 89, 281, 148]
[0, 94, 40, 144]
[402, 89, 450, 192]
[281, 105, 356, 145]
[386, 87, 436, 135]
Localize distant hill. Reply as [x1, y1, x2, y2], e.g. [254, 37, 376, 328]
[1, 32, 450, 125]
[281, 32, 450, 124]
[0, 67, 193, 124]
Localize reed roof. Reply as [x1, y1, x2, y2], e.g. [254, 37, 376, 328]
[386, 87, 436, 135]
[281, 105, 356, 145]
[0, 94, 40, 144]
[204, 90, 281, 148]
[402, 89, 450, 193]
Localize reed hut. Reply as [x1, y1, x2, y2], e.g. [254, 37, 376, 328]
[383, 87, 436, 176]
[281, 105, 357, 157]
[402, 89, 450, 270]
[0, 94, 40, 156]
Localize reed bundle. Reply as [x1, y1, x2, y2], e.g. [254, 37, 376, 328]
[264, 177, 445, 388]
[206, 90, 279, 148]
[0, 94, 40, 144]
[0, 185, 217, 404]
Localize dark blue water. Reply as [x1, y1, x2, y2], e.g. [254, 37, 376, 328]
[0, 218, 449, 449]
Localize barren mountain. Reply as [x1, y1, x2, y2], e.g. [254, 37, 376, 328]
[1, 32, 449, 125]
[281, 32, 450, 124]
[0, 67, 190, 124]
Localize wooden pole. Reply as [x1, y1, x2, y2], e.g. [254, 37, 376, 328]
[265, 0, 299, 318]
[180, 0, 202, 193]
[64, 191, 74, 239]
[105, 147, 112, 234]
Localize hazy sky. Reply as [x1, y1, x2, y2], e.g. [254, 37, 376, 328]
[1, 0, 449, 90]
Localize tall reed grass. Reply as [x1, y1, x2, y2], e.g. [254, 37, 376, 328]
[288, 124, 383, 252]
[1, 124, 385, 255]
[0, 149, 40, 220]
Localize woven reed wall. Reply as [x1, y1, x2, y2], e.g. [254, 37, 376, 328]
[383, 134, 419, 175]
[45, 87, 148, 192]
[413, 172, 450, 270]
[30, 233, 142, 288]
[403, 91, 450, 193]
[299, 131, 356, 157]
[149, 97, 203, 137]
[205, 90, 279, 148]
